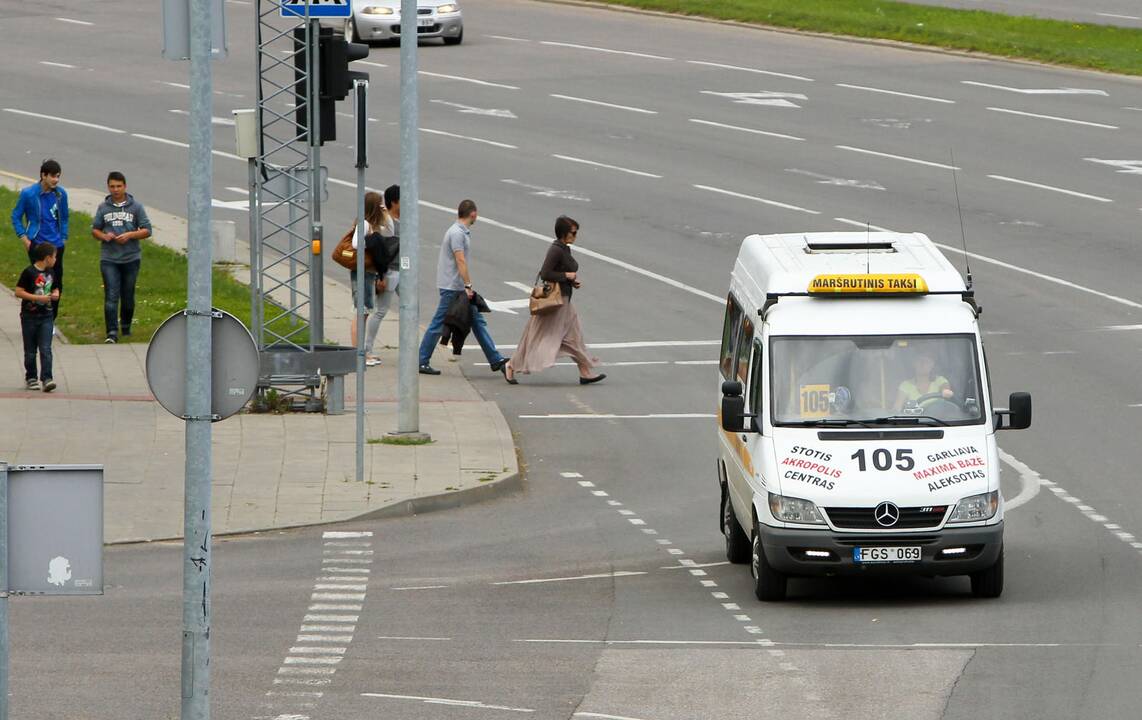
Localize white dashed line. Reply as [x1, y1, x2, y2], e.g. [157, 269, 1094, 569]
[363, 693, 536, 713]
[418, 71, 519, 90]
[552, 154, 663, 179]
[493, 571, 648, 585]
[40, 61, 78, 69]
[420, 128, 518, 149]
[550, 94, 658, 114]
[835, 83, 955, 103]
[56, 17, 94, 25]
[3, 107, 125, 134]
[487, 34, 531, 42]
[688, 118, 805, 142]
[539, 41, 673, 61]
[686, 60, 813, 81]
[987, 106, 1117, 129]
[835, 145, 959, 170]
[693, 184, 821, 215]
[391, 585, 448, 591]
[561, 471, 584, 478]
[986, 174, 1113, 202]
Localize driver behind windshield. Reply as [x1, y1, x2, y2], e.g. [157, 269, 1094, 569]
[895, 351, 953, 411]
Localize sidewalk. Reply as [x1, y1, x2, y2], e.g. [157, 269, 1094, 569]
[0, 172, 519, 543]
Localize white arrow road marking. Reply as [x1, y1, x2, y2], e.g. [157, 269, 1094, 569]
[362, 693, 536, 713]
[786, 168, 885, 190]
[493, 571, 648, 585]
[701, 90, 808, 108]
[962, 81, 1108, 96]
[1085, 158, 1142, 175]
[501, 179, 590, 201]
[430, 99, 517, 118]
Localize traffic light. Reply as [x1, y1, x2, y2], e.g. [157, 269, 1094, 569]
[293, 27, 369, 145]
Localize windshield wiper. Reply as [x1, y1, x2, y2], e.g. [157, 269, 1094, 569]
[782, 418, 874, 428]
[869, 415, 950, 427]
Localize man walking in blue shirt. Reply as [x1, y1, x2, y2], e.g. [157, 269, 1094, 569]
[417, 199, 509, 376]
[11, 159, 69, 320]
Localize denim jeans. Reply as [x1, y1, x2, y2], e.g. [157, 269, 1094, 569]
[101, 259, 140, 337]
[418, 289, 504, 367]
[21, 313, 53, 381]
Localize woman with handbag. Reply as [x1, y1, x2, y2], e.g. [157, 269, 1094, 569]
[348, 191, 394, 366]
[504, 216, 604, 385]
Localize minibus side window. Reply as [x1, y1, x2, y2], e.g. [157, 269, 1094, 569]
[719, 296, 743, 380]
[748, 339, 764, 418]
[735, 317, 754, 383]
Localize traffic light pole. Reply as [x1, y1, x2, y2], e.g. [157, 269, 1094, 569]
[308, 18, 324, 348]
[396, 0, 423, 436]
[354, 78, 368, 483]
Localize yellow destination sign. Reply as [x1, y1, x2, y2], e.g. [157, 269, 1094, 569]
[808, 273, 929, 294]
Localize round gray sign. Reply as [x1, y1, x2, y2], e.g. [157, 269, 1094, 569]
[145, 309, 260, 421]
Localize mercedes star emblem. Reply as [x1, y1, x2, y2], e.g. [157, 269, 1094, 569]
[874, 501, 901, 527]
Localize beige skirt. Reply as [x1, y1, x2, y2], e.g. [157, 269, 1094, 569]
[511, 302, 600, 375]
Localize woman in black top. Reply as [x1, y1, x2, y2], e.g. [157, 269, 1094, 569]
[504, 215, 604, 384]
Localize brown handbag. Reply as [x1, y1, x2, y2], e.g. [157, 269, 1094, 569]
[529, 276, 564, 316]
[331, 226, 375, 272]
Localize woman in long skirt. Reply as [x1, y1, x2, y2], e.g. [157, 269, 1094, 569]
[504, 215, 604, 385]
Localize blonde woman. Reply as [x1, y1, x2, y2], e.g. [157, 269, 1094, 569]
[504, 215, 603, 385]
[349, 191, 394, 365]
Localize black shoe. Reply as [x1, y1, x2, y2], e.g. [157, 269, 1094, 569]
[579, 374, 606, 385]
[503, 363, 518, 385]
[490, 357, 510, 373]
[419, 365, 441, 376]
[120, 325, 131, 337]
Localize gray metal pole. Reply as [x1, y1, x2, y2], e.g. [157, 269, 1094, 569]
[248, 158, 260, 345]
[397, 0, 421, 433]
[182, 0, 214, 717]
[354, 79, 368, 482]
[309, 18, 324, 348]
[0, 463, 8, 720]
[288, 169, 298, 324]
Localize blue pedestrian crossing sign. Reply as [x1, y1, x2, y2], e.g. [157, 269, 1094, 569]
[279, 0, 352, 18]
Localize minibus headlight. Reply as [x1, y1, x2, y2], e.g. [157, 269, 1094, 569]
[948, 491, 999, 523]
[768, 493, 825, 525]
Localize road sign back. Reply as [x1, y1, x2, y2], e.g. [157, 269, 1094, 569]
[280, 0, 352, 18]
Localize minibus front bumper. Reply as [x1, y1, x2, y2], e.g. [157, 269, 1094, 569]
[759, 522, 1003, 577]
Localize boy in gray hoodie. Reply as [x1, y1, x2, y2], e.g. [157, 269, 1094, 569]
[91, 171, 151, 343]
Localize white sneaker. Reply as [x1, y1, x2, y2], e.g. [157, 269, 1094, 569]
[365, 356, 381, 367]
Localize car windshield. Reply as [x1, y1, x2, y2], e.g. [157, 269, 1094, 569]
[771, 334, 985, 426]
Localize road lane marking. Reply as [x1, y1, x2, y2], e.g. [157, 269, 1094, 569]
[520, 413, 715, 419]
[539, 41, 673, 61]
[550, 93, 658, 114]
[552, 154, 662, 178]
[688, 118, 804, 141]
[39, 61, 77, 69]
[375, 636, 453, 640]
[418, 71, 519, 90]
[962, 81, 1107, 96]
[420, 128, 518, 149]
[431, 99, 517, 118]
[835, 145, 958, 170]
[487, 34, 531, 42]
[362, 693, 536, 712]
[1096, 13, 1141, 20]
[835, 83, 955, 103]
[289, 646, 347, 655]
[987, 106, 1117, 130]
[686, 60, 812, 81]
[303, 614, 358, 622]
[3, 108, 125, 134]
[998, 449, 1041, 511]
[391, 585, 448, 590]
[660, 561, 730, 570]
[56, 17, 94, 25]
[986, 174, 1112, 202]
[693, 184, 821, 215]
[516, 638, 767, 646]
[701, 90, 807, 108]
[576, 713, 652, 720]
[493, 571, 647, 585]
[359, 60, 388, 69]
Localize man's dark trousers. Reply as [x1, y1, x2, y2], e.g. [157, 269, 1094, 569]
[101, 259, 140, 337]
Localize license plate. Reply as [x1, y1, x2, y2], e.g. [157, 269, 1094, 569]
[853, 546, 921, 563]
[417, 16, 434, 26]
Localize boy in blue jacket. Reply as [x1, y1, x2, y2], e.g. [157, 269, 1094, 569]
[11, 159, 69, 320]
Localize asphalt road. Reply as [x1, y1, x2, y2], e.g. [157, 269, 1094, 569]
[899, 0, 1142, 27]
[3, 0, 1142, 718]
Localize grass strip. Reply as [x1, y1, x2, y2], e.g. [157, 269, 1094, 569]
[570, 0, 1142, 76]
[1, 186, 305, 344]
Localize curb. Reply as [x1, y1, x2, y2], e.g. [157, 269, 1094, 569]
[106, 469, 525, 546]
[530, 0, 1142, 81]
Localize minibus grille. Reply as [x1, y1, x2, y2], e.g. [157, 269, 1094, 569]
[824, 506, 948, 530]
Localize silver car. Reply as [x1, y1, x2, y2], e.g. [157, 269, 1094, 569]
[345, 0, 464, 45]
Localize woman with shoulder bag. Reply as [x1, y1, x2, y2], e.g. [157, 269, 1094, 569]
[349, 191, 394, 366]
[503, 215, 604, 385]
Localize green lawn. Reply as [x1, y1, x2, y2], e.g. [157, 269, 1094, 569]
[581, 0, 1142, 75]
[2, 186, 303, 344]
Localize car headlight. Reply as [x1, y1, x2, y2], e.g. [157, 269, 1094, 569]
[948, 490, 999, 523]
[361, 6, 395, 14]
[768, 493, 825, 525]
[436, 3, 458, 12]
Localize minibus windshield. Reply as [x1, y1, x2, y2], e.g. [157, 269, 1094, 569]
[771, 334, 985, 426]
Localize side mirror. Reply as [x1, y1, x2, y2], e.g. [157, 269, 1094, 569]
[1008, 392, 1032, 430]
[721, 381, 747, 432]
[995, 391, 1032, 430]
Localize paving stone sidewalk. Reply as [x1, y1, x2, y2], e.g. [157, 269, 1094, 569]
[0, 171, 519, 543]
